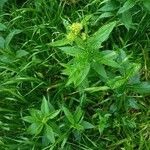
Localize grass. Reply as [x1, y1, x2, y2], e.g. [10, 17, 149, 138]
[0, 0, 150, 149]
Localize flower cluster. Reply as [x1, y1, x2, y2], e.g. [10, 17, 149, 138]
[66, 22, 87, 41]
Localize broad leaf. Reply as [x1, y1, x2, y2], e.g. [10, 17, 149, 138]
[63, 58, 90, 86]
[16, 50, 29, 58]
[0, 0, 8, 9]
[92, 63, 108, 79]
[41, 97, 50, 116]
[121, 10, 134, 30]
[45, 125, 55, 143]
[62, 106, 75, 125]
[118, 0, 136, 14]
[99, 12, 114, 19]
[81, 121, 95, 129]
[130, 82, 150, 94]
[29, 109, 42, 119]
[107, 76, 127, 89]
[0, 23, 7, 31]
[74, 106, 83, 123]
[27, 123, 43, 135]
[5, 29, 22, 48]
[87, 21, 116, 49]
[48, 109, 60, 120]
[143, 0, 150, 11]
[58, 46, 83, 56]
[100, 1, 119, 11]
[0, 36, 5, 49]
[22, 116, 37, 123]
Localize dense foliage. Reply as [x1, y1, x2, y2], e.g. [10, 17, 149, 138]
[0, 0, 150, 149]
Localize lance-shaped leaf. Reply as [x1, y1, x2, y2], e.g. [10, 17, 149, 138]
[87, 21, 116, 50]
[58, 46, 83, 57]
[118, 0, 136, 14]
[62, 106, 75, 125]
[130, 82, 150, 95]
[45, 125, 55, 143]
[41, 97, 50, 116]
[62, 58, 90, 86]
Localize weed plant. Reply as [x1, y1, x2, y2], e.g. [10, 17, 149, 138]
[0, 0, 150, 149]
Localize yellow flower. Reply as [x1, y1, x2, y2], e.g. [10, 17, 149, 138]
[66, 32, 76, 41]
[81, 32, 87, 40]
[70, 22, 83, 35]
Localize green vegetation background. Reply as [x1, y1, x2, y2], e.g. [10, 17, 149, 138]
[0, 0, 150, 149]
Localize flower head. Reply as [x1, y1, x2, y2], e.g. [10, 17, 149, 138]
[66, 32, 76, 41]
[70, 23, 83, 35]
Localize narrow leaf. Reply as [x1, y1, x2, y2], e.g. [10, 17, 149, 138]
[48, 109, 60, 120]
[22, 116, 36, 123]
[0, 36, 5, 49]
[81, 121, 95, 129]
[143, 0, 150, 11]
[5, 29, 22, 48]
[45, 125, 55, 143]
[87, 21, 116, 49]
[0, 23, 7, 31]
[59, 46, 83, 56]
[41, 97, 50, 115]
[84, 86, 110, 93]
[74, 106, 83, 123]
[27, 123, 43, 135]
[49, 39, 70, 47]
[118, 0, 136, 14]
[130, 82, 150, 94]
[62, 106, 75, 125]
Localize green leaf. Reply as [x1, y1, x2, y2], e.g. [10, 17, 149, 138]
[58, 46, 83, 56]
[27, 123, 43, 135]
[99, 12, 114, 19]
[118, 0, 136, 14]
[84, 86, 110, 93]
[48, 109, 60, 120]
[107, 76, 127, 89]
[128, 98, 139, 109]
[63, 58, 90, 86]
[49, 39, 70, 47]
[0, 0, 8, 9]
[143, 0, 150, 11]
[29, 109, 42, 120]
[130, 82, 150, 94]
[98, 114, 111, 134]
[0, 23, 7, 31]
[41, 97, 50, 116]
[92, 63, 108, 79]
[96, 50, 120, 68]
[22, 116, 37, 123]
[16, 50, 29, 58]
[127, 63, 141, 79]
[0, 36, 5, 49]
[97, 51, 120, 68]
[87, 21, 116, 49]
[62, 106, 75, 125]
[5, 29, 22, 48]
[100, 1, 119, 11]
[81, 121, 95, 129]
[121, 10, 134, 30]
[45, 125, 55, 143]
[74, 123, 84, 131]
[74, 106, 83, 123]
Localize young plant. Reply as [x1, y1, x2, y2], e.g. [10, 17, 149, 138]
[62, 106, 95, 141]
[49, 21, 119, 87]
[23, 97, 60, 146]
